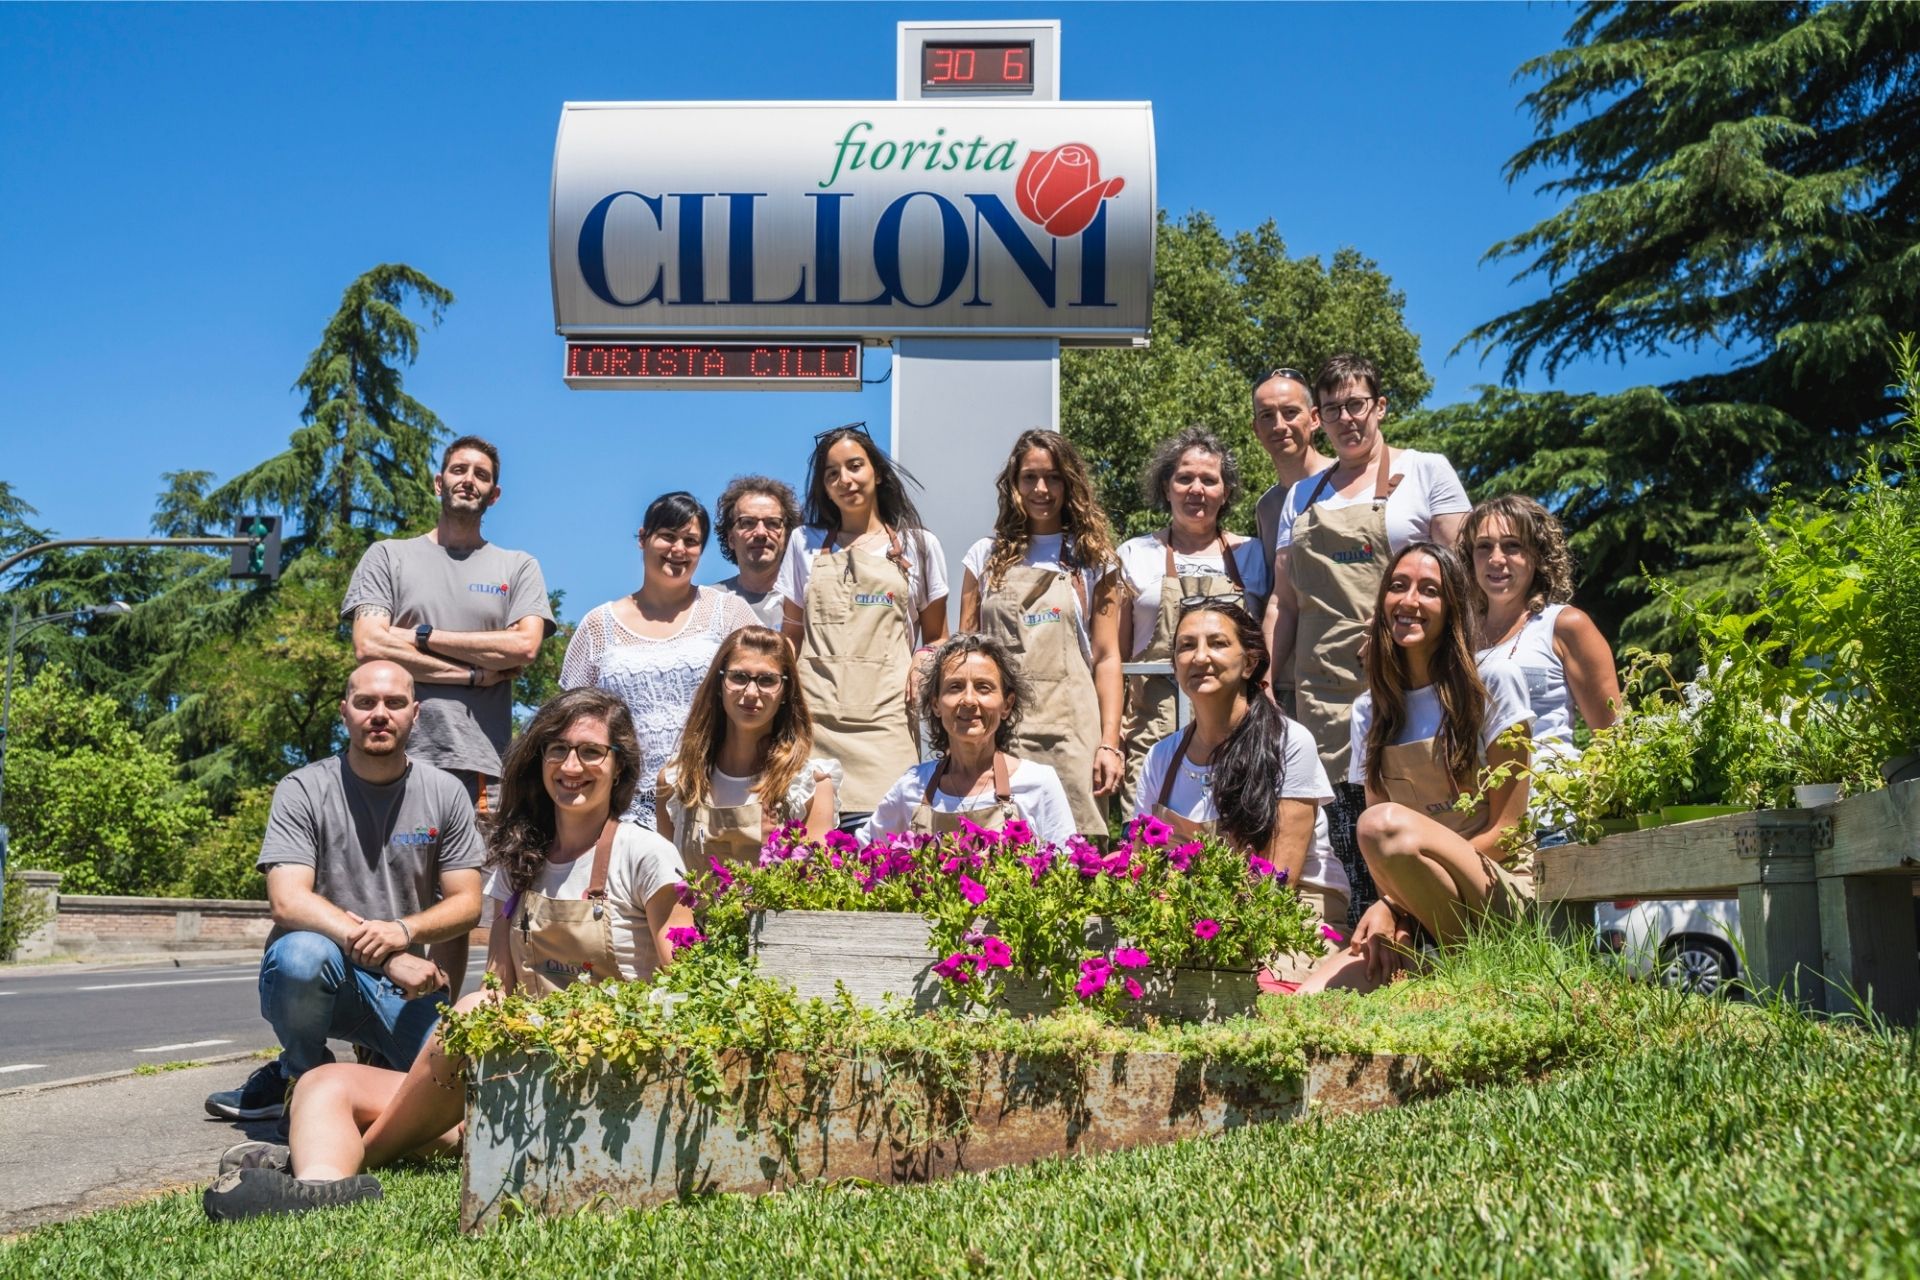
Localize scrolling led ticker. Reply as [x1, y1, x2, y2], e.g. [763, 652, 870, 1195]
[564, 340, 863, 391]
[920, 41, 1035, 92]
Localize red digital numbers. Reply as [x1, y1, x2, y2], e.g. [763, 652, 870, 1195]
[565, 341, 861, 386]
[921, 41, 1034, 90]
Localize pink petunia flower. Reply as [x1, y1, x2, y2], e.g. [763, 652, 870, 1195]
[1248, 854, 1278, 878]
[958, 874, 988, 906]
[1193, 918, 1220, 940]
[1167, 841, 1201, 872]
[1001, 818, 1035, 846]
[1075, 956, 1112, 999]
[707, 857, 735, 891]
[932, 952, 979, 983]
[665, 925, 705, 949]
[1136, 816, 1173, 848]
[1113, 947, 1151, 970]
[979, 936, 1014, 968]
[1320, 924, 1346, 944]
[1124, 978, 1145, 1000]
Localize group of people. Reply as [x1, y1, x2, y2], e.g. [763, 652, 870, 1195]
[200, 352, 1624, 1221]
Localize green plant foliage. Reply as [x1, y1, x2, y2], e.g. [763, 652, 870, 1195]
[173, 784, 274, 900]
[0, 664, 210, 894]
[1061, 213, 1430, 540]
[1, 860, 54, 958]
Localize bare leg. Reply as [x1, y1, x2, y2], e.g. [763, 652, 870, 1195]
[354, 989, 494, 1169]
[1294, 950, 1377, 993]
[1357, 803, 1499, 945]
[287, 1063, 405, 1180]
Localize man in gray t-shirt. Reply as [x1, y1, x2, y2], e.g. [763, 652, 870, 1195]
[203, 660, 486, 1126]
[342, 435, 555, 804]
[712, 474, 799, 632]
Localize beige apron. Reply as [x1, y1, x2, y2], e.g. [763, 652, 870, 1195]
[978, 561, 1105, 834]
[798, 528, 917, 814]
[909, 752, 1024, 836]
[1119, 535, 1247, 818]
[676, 795, 765, 868]
[1376, 734, 1535, 916]
[1291, 450, 1402, 778]
[505, 819, 625, 996]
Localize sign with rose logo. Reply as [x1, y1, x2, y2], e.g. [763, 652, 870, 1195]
[551, 102, 1155, 341]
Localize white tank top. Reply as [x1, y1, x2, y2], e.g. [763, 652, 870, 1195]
[1476, 604, 1574, 756]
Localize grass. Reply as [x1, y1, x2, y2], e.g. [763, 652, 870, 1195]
[6, 931, 1918, 1279]
[130, 1060, 206, 1077]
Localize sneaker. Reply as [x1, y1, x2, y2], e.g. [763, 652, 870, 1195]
[202, 1168, 382, 1222]
[204, 1060, 290, 1122]
[218, 1141, 292, 1175]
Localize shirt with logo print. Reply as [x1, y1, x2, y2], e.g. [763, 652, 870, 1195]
[1270, 449, 1471, 557]
[775, 525, 949, 646]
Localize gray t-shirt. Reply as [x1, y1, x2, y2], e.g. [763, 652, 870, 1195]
[257, 754, 487, 953]
[341, 536, 555, 776]
[714, 575, 786, 631]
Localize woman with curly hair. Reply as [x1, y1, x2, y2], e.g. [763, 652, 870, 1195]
[204, 689, 693, 1221]
[1297, 543, 1534, 996]
[861, 634, 1075, 846]
[1461, 495, 1620, 764]
[1114, 426, 1271, 816]
[958, 430, 1123, 835]
[656, 626, 841, 865]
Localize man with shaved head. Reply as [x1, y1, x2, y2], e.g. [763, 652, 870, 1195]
[203, 659, 486, 1128]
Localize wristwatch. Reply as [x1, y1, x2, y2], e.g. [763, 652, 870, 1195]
[414, 623, 434, 652]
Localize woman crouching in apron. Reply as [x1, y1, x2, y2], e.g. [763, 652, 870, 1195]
[1298, 543, 1535, 995]
[862, 634, 1076, 847]
[1134, 600, 1350, 991]
[205, 690, 693, 1221]
[778, 424, 948, 834]
[656, 626, 841, 867]
[960, 429, 1124, 838]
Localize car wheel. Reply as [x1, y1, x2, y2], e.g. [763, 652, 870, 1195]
[1659, 935, 1736, 997]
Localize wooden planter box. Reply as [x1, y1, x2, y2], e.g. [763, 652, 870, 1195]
[460, 1046, 1426, 1231]
[749, 909, 1260, 1022]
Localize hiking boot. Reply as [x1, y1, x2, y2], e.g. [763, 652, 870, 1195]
[204, 1060, 291, 1122]
[218, 1141, 292, 1175]
[202, 1168, 382, 1222]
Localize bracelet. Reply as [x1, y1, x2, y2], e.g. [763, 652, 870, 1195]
[397, 919, 414, 947]
[467, 666, 479, 687]
[1097, 744, 1124, 759]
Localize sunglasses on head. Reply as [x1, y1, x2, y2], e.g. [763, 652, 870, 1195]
[1260, 368, 1311, 390]
[814, 421, 873, 443]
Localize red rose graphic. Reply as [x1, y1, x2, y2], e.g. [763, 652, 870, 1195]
[1015, 143, 1125, 238]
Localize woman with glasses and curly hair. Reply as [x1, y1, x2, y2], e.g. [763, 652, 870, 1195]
[1296, 543, 1534, 996]
[778, 424, 949, 832]
[656, 626, 841, 866]
[958, 429, 1123, 836]
[861, 634, 1075, 847]
[205, 689, 693, 1221]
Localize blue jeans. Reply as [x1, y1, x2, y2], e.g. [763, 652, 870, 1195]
[258, 931, 447, 1077]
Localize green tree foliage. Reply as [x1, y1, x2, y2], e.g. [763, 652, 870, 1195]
[175, 785, 274, 900]
[1414, 1, 1920, 645]
[2, 664, 210, 895]
[1062, 213, 1429, 539]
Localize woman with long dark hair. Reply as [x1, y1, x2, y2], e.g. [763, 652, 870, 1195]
[561, 491, 757, 829]
[958, 429, 1123, 835]
[1137, 600, 1347, 986]
[1297, 543, 1534, 995]
[657, 626, 841, 865]
[204, 690, 693, 1221]
[778, 424, 949, 830]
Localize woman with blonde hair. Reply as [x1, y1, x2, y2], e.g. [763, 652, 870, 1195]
[656, 626, 840, 865]
[959, 429, 1124, 835]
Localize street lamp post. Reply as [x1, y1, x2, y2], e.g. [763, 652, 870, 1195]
[0, 599, 133, 928]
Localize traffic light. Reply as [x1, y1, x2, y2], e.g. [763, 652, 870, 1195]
[229, 515, 281, 583]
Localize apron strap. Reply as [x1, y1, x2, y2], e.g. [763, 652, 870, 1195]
[924, 753, 1014, 805]
[1156, 723, 1198, 810]
[1371, 446, 1402, 503]
[1161, 534, 1247, 593]
[584, 819, 619, 902]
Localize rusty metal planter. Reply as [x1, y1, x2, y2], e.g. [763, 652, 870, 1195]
[749, 909, 1262, 1021]
[460, 1046, 1426, 1231]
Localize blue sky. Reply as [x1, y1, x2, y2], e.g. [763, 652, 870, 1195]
[1, 2, 1733, 619]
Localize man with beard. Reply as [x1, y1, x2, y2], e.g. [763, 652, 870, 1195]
[1252, 368, 1333, 556]
[341, 436, 555, 812]
[203, 661, 485, 1125]
[711, 474, 800, 630]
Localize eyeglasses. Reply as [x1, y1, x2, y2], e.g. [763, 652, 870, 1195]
[1318, 396, 1378, 421]
[730, 516, 787, 534]
[542, 741, 615, 767]
[722, 669, 787, 694]
[1179, 593, 1242, 609]
[814, 421, 873, 443]
[1261, 367, 1311, 389]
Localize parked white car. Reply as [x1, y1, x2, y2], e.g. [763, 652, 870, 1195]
[1595, 898, 1742, 996]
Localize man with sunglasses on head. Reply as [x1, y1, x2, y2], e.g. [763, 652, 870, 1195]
[713, 475, 802, 631]
[1251, 368, 1334, 556]
[202, 660, 485, 1130]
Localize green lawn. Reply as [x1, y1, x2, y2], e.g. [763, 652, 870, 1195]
[8, 942, 1919, 1278]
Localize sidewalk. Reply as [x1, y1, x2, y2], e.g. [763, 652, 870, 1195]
[1, 947, 262, 976]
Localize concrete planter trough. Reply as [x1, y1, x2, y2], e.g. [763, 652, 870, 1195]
[460, 1046, 1426, 1231]
[748, 909, 1261, 1022]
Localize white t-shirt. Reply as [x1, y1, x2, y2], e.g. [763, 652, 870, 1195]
[962, 534, 1111, 661]
[658, 757, 844, 833]
[1348, 658, 1536, 787]
[1116, 534, 1272, 658]
[1476, 604, 1576, 759]
[776, 526, 948, 646]
[860, 757, 1076, 847]
[482, 822, 687, 983]
[1271, 449, 1472, 554]
[1135, 717, 1348, 895]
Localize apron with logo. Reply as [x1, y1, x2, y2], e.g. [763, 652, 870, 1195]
[909, 752, 1025, 836]
[1119, 535, 1247, 818]
[798, 529, 917, 814]
[1375, 733, 1535, 916]
[675, 794, 765, 868]
[505, 819, 625, 996]
[978, 561, 1105, 834]
[1291, 451, 1402, 778]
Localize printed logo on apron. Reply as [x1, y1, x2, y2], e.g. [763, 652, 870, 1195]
[1022, 605, 1065, 627]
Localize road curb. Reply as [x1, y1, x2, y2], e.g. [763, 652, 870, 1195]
[0, 1050, 267, 1100]
[0, 950, 262, 976]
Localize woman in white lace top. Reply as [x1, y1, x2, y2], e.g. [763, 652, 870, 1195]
[560, 492, 758, 829]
